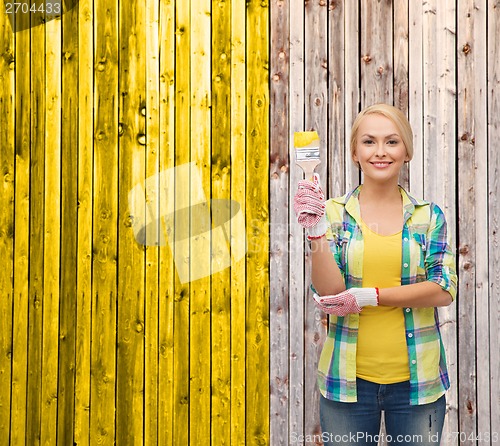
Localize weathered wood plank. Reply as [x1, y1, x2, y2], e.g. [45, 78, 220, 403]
[408, 0, 424, 197]
[246, 1, 270, 444]
[157, 0, 175, 445]
[457, 0, 479, 443]
[91, 0, 119, 441]
[488, 0, 500, 438]
[466, 1, 490, 443]
[58, 4, 79, 445]
[144, 0, 160, 444]
[211, 0, 232, 443]
[117, 0, 146, 442]
[230, 1, 247, 443]
[393, 0, 409, 189]
[40, 18, 62, 446]
[189, 1, 212, 444]
[360, 0, 393, 106]
[74, 1, 94, 444]
[344, 0, 360, 190]
[173, 1, 190, 444]
[288, 0, 305, 441]
[27, 13, 46, 444]
[0, 4, 15, 444]
[328, 0, 346, 197]
[304, 0, 328, 442]
[269, 0, 289, 444]
[423, 2, 458, 440]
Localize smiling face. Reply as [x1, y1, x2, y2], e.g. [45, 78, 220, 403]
[352, 113, 410, 184]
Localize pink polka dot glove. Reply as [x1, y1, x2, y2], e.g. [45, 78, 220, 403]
[313, 288, 379, 317]
[293, 173, 328, 238]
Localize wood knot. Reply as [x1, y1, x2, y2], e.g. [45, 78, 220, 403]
[462, 43, 471, 54]
[362, 55, 372, 64]
[460, 133, 469, 141]
[466, 400, 474, 414]
[459, 245, 469, 255]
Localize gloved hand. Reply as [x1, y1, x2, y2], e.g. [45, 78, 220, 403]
[293, 173, 328, 238]
[313, 288, 379, 317]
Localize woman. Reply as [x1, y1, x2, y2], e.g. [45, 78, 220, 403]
[294, 104, 457, 445]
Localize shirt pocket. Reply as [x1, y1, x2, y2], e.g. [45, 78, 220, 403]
[412, 233, 427, 279]
[339, 231, 351, 271]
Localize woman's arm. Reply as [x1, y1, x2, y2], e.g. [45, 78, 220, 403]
[310, 236, 346, 296]
[379, 281, 453, 308]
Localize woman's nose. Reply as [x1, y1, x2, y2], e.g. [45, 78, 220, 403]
[375, 143, 386, 156]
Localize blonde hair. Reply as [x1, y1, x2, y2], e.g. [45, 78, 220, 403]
[350, 104, 414, 169]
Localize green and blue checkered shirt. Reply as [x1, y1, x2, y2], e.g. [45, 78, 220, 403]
[315, 185, 458, 405]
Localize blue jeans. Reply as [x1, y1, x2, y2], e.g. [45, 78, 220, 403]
[320, 378, 446, 446]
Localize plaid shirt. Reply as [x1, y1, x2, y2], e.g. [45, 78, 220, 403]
[315, 185, 458, 405]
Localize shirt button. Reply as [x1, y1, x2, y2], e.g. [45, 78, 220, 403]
[404, 237, 409, 242]
[408, 333, 413, 338]
[411, 359, 416, 365]
[404, 263, 409, 268]
[405, 308, 411, 312]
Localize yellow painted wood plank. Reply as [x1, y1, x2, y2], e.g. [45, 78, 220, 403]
[158, 0, 175, 444]
[173, 1, 190, 445]
[230, 0, 246, 443]
[0, 5, 15, 444]
[246, 1, 270, 444]
[211, 0, 232, 443]
[189, 0, 212, 444]
[58, 5, 80, 445]
[74, 1, 94, 445]
[145, 0, 160, 444]
[40, 18, 62, 446]
[91, 0, 119, 442]
[27, 14, 46, 444]
[10, 23, 30, 446]
[116, 0, 146, 443]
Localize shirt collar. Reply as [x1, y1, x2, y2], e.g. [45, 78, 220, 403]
[332, 185, 428, 224]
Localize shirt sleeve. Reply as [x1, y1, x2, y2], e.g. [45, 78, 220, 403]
[425, 203, 458, 301]
[310, 201, 346, 295]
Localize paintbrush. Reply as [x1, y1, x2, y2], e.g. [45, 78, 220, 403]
[294, 131, 321, 180]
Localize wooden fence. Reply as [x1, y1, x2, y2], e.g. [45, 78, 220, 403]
[0, 1, 498, 445]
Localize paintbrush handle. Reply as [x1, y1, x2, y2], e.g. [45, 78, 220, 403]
[296, 160, 320, 181]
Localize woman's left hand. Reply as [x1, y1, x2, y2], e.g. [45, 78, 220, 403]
[313, 288, 379, 316]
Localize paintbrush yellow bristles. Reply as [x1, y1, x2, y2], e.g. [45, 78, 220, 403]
[294, 131, 320, 148]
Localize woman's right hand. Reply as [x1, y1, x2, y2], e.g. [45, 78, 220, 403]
[293, 173, 326, 229]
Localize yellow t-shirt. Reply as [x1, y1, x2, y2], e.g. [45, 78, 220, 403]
[356, 219, 410, 384]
